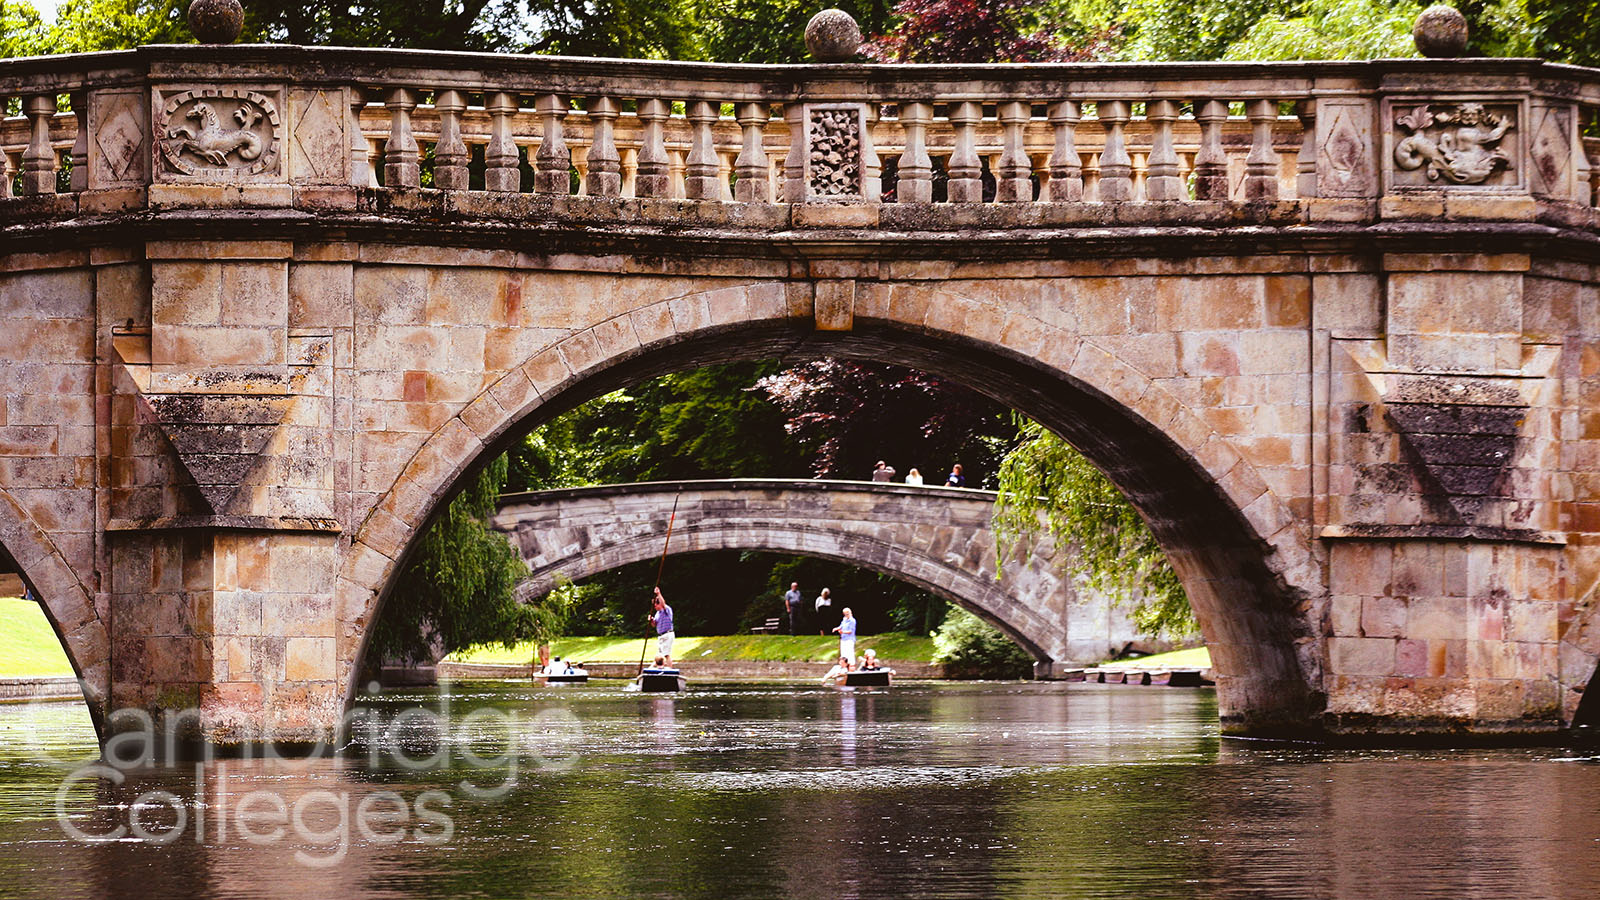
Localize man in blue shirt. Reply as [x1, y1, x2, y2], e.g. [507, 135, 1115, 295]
[650, 587, 675, 667]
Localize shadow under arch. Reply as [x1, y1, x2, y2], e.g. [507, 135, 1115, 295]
[0, 485, 108, 737]
[506, 519, 1058, 664]
[347, 309, 1325, 736]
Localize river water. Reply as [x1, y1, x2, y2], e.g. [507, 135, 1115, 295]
[0, 680, 1597, 899]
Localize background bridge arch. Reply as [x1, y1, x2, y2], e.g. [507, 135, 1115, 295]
[493, 479, 1150, 669]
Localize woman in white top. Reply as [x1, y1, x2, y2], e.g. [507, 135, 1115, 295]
[904, 468, 923, 485]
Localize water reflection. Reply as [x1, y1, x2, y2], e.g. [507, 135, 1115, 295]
[0, 683, 1596, 899]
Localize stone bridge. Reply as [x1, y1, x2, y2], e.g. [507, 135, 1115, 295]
[494, 479, 1145, 672]
[3, 40, 1600, 744]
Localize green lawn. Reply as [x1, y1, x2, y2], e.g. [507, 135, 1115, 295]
[452, 632, 937, 665]
[0, 596, 76, 677]
[1098, 646, 1211, 669]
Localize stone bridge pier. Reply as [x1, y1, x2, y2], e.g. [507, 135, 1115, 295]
[2, 45, 1600, 746]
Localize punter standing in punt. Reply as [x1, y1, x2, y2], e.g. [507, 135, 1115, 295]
[650, 587, 675, 668]
[833, 606, 857, 662]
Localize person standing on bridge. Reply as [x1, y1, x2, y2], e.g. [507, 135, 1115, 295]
[871, 460, 896, 482]
[944, 463, 965, 488]
[833, 607, 858, 661]
[814, 587, 833, 634]
[649, 587, 675, 668]
[905, 468, 923, 485]
[783, 582, 804, 635]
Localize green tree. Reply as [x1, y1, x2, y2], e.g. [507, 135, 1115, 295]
[930, 607, 1033, 678]
[993, 417, 1195, 638]
[1221, 0, 1423, 60]
[369, 455, 570, 664]
[694, 0, 894, 63]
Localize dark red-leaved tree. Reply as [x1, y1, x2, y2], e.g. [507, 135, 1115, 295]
[863, 0, 1106, 63]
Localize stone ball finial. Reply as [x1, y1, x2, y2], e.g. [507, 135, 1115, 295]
[805, 8, 862, 62]
[1413, 4, 1469, 58]
[188, 0, 245, 44]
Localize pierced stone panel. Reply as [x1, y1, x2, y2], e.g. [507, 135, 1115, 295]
[1388, 100, 1519, 190]
[155, 86, 283, 181]
[806, 104, 864, 199]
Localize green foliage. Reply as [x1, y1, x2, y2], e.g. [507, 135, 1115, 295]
[994, 417, 1196, 639]
[370, 455, 569, 664]
[1222, 0, 1423, 60]
[929, 607, 1033, 678]
[693, 0, 895, 63]
[1, 0, 187, 56]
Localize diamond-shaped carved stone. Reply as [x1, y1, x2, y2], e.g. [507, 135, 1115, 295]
[92, 93, 146, 185]
[1529, 105, 1572, 198]
[291, 89, 345, 182]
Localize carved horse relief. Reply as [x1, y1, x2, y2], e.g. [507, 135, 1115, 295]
[157, 88, 281, 178]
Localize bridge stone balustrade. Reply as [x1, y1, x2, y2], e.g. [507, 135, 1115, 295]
[493, 479, 1153, 673]
[3, 45, 1600, 746]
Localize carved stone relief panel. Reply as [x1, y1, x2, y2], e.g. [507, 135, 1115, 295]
[1386, 99, 1522, 191]
[288, 88, 348, 185]
[1315, 99, 1377, 198]
[806, 104, 864, 199]
[88, 89, 150, 189]
[1527, 102, 1576, 200]
[153, 86, 283, 182]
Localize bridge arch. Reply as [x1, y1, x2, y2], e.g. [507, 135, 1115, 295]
[0, 483, 107, 733]
[342, 278, 1326, 735]
[493, 479, 1132, 668]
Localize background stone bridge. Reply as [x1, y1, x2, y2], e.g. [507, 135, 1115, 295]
[2, 45, 1600, 744]
[493, 479, 1147, 672]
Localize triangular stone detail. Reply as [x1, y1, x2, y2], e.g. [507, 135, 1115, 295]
[1383, 377, 1525, 525]
[143, 394, 290, 515]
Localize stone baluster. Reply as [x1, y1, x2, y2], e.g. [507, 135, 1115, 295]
[635, 98, 671, 199]
[1243, 99, 1280, 202]
[1145, 99, 1182, 201]
[1032, 153, 1050, 197]
[382, 88, 420, 188]
[719, 151, 737, 200]
[586, 96, 622, 198]
[433, 89, 469, 190]
[1046, 101, 1082, 202]
[534, 94, 570, 195]
[1588, 141, 1600, 207]
[68, 91, 87, 192]
[861, 105, 882, 203]
[898, 102, 934, 203]
[21, 94, 57, 195]
[947, 101, 982, 203]
[1296, 99, 1317, 199]
[668, 149, 686, 199]
[734, 102, 770, 202]
[621, 147, 638, 197]
[365, 137, 383, 187]
[1083, 153, 1101, 201]
[684, 100, 720, 200]
[995, 101, 1032, 202]
[484, 92, 521, 192]
[1193, 99, 1230, 201]
[1095, 100, 1132, 202]
[1131, 152, 1148, 200]
[2, 149, 16, 199]
[573, 156, 589, 196]
[348, 88, 370, 187]
[782, 102, 806, 202]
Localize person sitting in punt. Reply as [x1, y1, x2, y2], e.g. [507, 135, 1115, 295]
[544, 657, 570, 675]
[821, 655, 853, 683]
[859, 649, 892, 674]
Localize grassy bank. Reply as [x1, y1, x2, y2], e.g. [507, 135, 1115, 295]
[1099, 647, 1212, 669]
[0, 596, 75, 677]
[453, 633, 937, 666]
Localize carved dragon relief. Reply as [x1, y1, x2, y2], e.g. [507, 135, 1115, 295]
[157, 88, 281, 177]
[1393, 102, 1514, 185]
